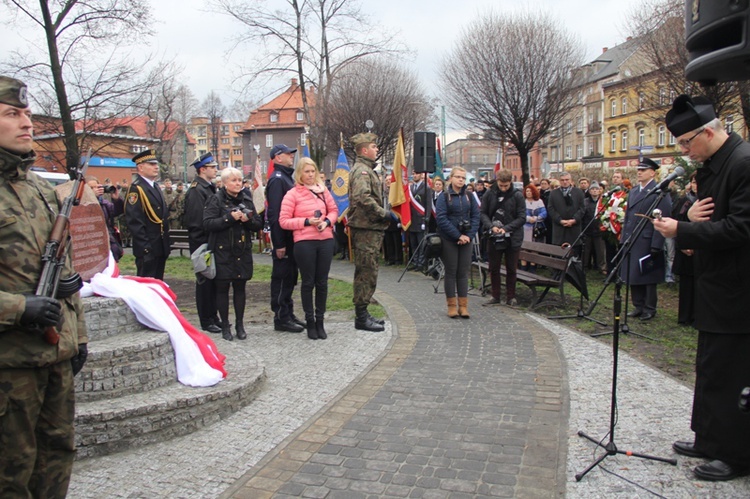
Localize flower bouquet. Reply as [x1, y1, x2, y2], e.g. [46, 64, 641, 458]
[598, 190, 627, 245]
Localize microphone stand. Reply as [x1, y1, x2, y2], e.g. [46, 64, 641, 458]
[548, 198, 608, 326]
[575, 186, 677, 481]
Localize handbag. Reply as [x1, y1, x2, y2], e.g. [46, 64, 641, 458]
[191, 243, 216, 280]
[533, 222, 546, 240]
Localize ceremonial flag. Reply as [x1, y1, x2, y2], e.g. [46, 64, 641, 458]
[252, 156, 265, 213]
[266, 159, 275, 182]
[332, 146, 350, 221]
[388, 129, 411, 230]
[434, 138, 444, 181]
[302, 137, 311, 158]
[494, 147, 502, 176]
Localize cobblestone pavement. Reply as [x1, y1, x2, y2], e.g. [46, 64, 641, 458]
[69, 254, 750, 498]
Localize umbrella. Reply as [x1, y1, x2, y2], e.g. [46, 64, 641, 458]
[564, 255, 589, 300]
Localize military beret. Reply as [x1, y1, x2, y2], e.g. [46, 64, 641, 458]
[351, 133, 378, 149]
[665, 94, 717, 137]
[269, 144, 296, 159]
[133, 149, 159, 165]
[0, 76, 28, 108]
[190, 152, 217, 169]
[637, 157, 660, 170]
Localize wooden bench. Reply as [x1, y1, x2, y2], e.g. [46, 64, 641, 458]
[169, 229, 190, 256]
[473, 240, 573, 308]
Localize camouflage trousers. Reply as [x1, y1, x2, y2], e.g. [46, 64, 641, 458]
[0, 362, 76, 499]
[350, 228, 383, 307]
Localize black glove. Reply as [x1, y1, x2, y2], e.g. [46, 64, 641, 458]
[71, 343, 88, 376]
[20, 295, 62, 327]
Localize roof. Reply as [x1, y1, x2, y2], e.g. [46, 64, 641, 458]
[575, 37, 644, 86]
[243, 78, 315, 130]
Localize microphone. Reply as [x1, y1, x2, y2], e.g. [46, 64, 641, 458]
[604, 185, 622, 197]
[656, 166, 686, 191]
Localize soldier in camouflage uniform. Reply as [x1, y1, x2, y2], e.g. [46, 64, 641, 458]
[0, 76, 88, 498]
[347, 133, 391, 332]
[163, 178, 185, 230]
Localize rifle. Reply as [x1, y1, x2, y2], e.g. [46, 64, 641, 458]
[35, 149, 91, 345]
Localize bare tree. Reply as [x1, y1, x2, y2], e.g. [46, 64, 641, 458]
[441, 11, 584, 186]
[325, 58, 434, 168]
[0, 0, 171, 172]
[172, 85, 200, 126]
[626, 0, 742, 123]
[202, 91, 225, 157]
[212, 0, 406, 165]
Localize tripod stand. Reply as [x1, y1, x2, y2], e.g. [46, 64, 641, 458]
[548, 201, 608, 326]
[575, 187, 676, 481]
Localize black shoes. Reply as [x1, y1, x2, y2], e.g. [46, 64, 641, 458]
[221, 325, 233, 341]
[306, 319, 318, 340]
[235, 323, 247, 340]
[316, 318, 327, 340]
[275, 320, 304, 333]
[201, 321, 222, 334]
[355, 305, 384, 332]
[291, 316, 306, 328]
[627, 309, 643, 318]
[693, 460, 750, 481]
[672, 441, 706, 458]
[640, 312, 656, 321]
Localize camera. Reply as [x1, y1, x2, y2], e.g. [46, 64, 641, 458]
[489, 220, 511, 250]
[457, 220, 471, 234]
[103, 185, 117, 194]
[314, 210, 322, 218]
[234, 203, 254, 217]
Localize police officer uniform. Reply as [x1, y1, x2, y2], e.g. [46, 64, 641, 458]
[348, 133, 390, 331]
[0, 75, 88, 498]
[124, 149, 170, 279]
[183, 153, 221, 333]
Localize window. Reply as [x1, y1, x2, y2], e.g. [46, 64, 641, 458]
[621, 97, 628, 115]
[483, 154, 489, 163]
[234, 160, 242, 169]
[270, 113, 278, 123]
[220, 125, 229, 136]
[233, 137, 242, 146]
[659, 87, 667, 106]
[198, 126, 207, 137]
[621, 130, 628, 151]
[233, 125, 241, 132]
[611, 100, 617, 117]
[198, 138, 207, 146]
[470, 154, 476, 163]
[565, 145, 572, 159]
[222, 161, 229, 168]
[658, 125, 666, 146]
[638, 92, 645, 110]
[199, 149, 206, 156]
[726, 114, 734, 134]
[638, 128, 645, 147]
[296, 111, 304, 121]
[221, 137, 229, 144]
[130, 145, 147, 153]
[266, 134, 273, 147]
[610, 132, 617, 152]
[221, 149, 230, 159]
[300, 133, 307, 146]
[233, 148, 242, 156]
[576, 144, 583, 159]
[669, 133, 676, 146]
[588, 112, 593, 125]
[576, 116, 583, 132]
[566, 120, 572, 134]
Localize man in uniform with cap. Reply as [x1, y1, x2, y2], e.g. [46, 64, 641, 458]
[183, 153, 222, 334]
[653, 95, 750, 481]
[347, 133, 391, 332]
[125, 149, 170, 279]
[619, 157, 671, 322]
[0, 75, 88, 497]
[267, 144, 304, 333]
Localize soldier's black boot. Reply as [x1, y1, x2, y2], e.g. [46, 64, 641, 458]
[315, 314, 327, 340]
[235, 322, 247, 340]
[355, 305, 384, 332]
[221, 325, 233, 341]
[368, 313, 385, 326]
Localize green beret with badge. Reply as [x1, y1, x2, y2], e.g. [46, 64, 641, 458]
[0, 76, 29, 109]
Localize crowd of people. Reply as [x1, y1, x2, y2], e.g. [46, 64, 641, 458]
[2, 70, 749, 499]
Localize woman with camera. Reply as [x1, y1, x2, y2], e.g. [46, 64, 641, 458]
[436, 167, 480, 318]
[279, 157, 338, 339]
[480, 169, 526, 307]
[204, 167, 263, 341]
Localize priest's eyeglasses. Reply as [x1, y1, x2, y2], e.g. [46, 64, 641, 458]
[677, 128, 705, 149]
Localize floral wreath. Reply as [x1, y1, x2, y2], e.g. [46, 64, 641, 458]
[598, 189, 627, 244]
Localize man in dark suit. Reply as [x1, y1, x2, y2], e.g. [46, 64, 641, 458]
[546, 172, 585, 246]
[124, 149, 170, 279]
[407, 171, 432, 271]
[654, 94, 750, 481]
[619, 158, 671, 321]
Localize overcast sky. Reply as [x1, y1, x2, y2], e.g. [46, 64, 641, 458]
[2, 0, 637, 135]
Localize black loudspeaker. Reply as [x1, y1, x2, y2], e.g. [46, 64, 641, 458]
[685, 0, 750, 84]
[413, 131, 436, 173]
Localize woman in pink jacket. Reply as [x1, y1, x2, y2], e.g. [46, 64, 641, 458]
[279, 157, 338, 339]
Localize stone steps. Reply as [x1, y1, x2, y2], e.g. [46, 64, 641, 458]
[74, 296, 267, 459]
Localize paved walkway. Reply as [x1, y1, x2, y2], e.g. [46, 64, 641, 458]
[69, 255, 750, 498]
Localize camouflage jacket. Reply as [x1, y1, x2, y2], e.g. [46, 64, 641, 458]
[164, 188, 185, 221]
[347, 155, 389, 231]
[0, 147, 88, 368]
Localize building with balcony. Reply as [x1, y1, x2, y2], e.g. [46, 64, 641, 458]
[444, 134, 502, 181]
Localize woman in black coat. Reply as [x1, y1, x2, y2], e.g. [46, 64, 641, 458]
[204, 167, 263, 341]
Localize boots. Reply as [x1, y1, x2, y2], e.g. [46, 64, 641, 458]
[315, 316, 327, 340]
[446, 297, 458, 318]
[221, 324, 233, 341]
[457, 297, 470, 319]
[235, 322, 247, 340]
[355, 305, 385, 332]
[369, 313, 385, 325]
[306, 318, 318, 340]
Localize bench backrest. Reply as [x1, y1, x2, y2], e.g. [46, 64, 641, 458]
[519, 240, 570, 272]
